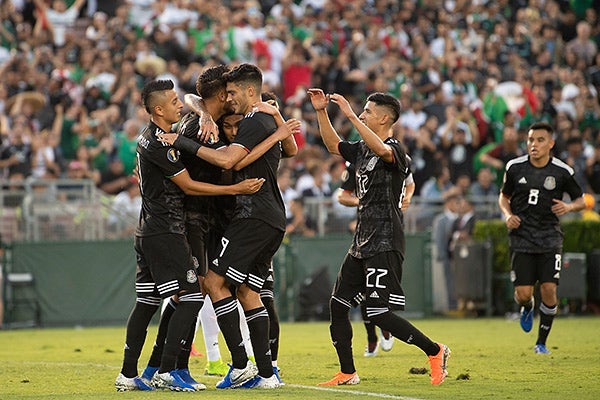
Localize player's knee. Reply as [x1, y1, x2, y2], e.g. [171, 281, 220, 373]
[330, 297, 350, 320]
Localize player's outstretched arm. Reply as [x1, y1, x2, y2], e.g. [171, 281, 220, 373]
[171, 169, 264, 195]
[551, 196, 585, 216]
[307, 88, 341, 155]
[233, 119, 301, 171]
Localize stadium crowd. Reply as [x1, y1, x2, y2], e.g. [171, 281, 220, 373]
[1, 0, 600, 234]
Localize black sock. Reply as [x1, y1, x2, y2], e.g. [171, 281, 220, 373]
[261, 293, 280, 364]
[213, 296, 247, 369]
[536, 302, 557, 346]
[176, 314, 197, 370]
[330, 298, 355, 374]
[121, 301, 159, 378]
[361, 303, 378, 343]
[159, 300, 202, 373]
[147, 298, 177, 368]
[246, 306, 272, 377]
[371, 312, 439, 356]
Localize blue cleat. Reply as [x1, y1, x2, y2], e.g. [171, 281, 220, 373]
[115, 373, 155, 391]
[520, 306, 534, 333]
[141, 365, 158, 382]
[151, 371, 196, 391]
[175, 368, 206, 390]
[215, 360, 258, 389]
[273, 366, 284, 385]
[237, 374, 281, 389]
[533, 344, 551, 354]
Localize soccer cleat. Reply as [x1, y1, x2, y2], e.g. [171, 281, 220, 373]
[380, 329, 394, 352]
[175, 368, 206, 390]
[429, 343, 450, 385]
[318, 371, 360, 386]
[205, 359, 230, 376]
[238, 374, 281, 389]
[190, 343, 203, 357]
[115, 373, 155, 391]
[533, 344, 551, 354]
[364, 341, 378, 357]
[151, 371, 196, 391]
[215, 360, 258, 389]
[273, 366, 285, 385]
[520, 305, 534, 333]
[141, 365, 158, 382]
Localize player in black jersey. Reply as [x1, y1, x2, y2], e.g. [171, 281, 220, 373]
[141, 69, 298, 383]
[308, 88, 450, 386]
[115, 79, 264, 392]
[157, 64, 294, 389]
[338, 163, 416, 357]
[499, 121, 585, 355]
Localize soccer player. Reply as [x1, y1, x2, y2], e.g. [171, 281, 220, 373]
[498, 121, 585, 354]
[142, 68, 297, 383]
[338, 162, 415, 357]
[115, 79, 264, 392]
[307, 88, 450, 386]
[159, 64, 291, 389]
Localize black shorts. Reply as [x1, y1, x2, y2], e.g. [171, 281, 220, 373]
[332, 251, 405, 316]
[510, 250, 562, 286]
[185, 210, 212, 276]
[210, 219, 284, 293]
[135, 234, 202, 299]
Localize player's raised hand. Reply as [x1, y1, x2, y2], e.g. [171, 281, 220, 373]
[307, 88, 329, 111]
[329, 93, 354, 118]
[252, 100, 280, 116]
[156, 132, 178, 145]
[184, 93, 219, 144]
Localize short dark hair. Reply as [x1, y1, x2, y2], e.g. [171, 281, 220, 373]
[528, 121, 555, 139]
[196, 64, 230, 99]
[141, 79, 174, 114]
[366, 92, 401, 124]
[224, 63, 262, 92]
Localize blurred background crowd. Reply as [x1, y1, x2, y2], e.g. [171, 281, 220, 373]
[1, 0, 600, 240]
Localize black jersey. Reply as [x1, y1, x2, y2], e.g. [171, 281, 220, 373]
[135, 121, 187, 237]
[230, 111, 285, 231]
[338, 137, 411, 259]
[177, 111, 223, 214]
[340, 163, 356, 192]
[501, 155, 583, 252]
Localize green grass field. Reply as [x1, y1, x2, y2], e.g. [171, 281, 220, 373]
[1, 317, 599, 400]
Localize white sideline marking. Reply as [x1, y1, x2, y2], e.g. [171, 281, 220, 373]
[8, 362, 426, 399]
[288, 384, 425, 400]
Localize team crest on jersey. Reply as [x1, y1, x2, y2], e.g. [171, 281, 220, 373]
[167, 148, 180, 163]
[366, 156, 378, 171]
[186, 269, 197, 283]
[543, 176, 556, 190]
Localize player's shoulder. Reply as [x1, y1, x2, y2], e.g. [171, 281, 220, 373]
[550, 157, 575, 175]
[505, 154, 529, 171]
[242, 111, 275, 127]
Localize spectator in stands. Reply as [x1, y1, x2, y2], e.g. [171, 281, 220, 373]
[587, 142, 600, 194]
[98, 157, 130, 195]
[469, 167, 500, 200]
[478, 126, 524, 188]
[431, 188, 462, 313]
[33, 0, 86, 49]
[108, 177, 141, 237]
[565, 20, 598, 67]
